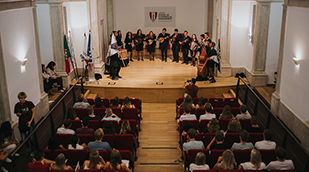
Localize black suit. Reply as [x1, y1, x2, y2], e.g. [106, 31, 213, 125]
[171, 33, 182, 62]
[182, 35, 191, 64]
[158, 33, 170, 61]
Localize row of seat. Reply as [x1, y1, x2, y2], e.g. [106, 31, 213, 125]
[28, 170, 128, 172]
[87, 97, 141, 110]
[177, 97, 240, 108]
[178, 107, 241, 120]
[185, 149, 277, 170]
[192, 170, 294, 172]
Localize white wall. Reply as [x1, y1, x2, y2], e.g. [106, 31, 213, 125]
[280, 7, 309, 122]
[265, 3, 282, 84]
[229, 1, 255, 71]
[114, 0, 207, 38]
[37, 4, 54, 66]
[0, 8, 41, 122]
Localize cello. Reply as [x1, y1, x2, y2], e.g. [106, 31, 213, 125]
[197, 44, 209, 78]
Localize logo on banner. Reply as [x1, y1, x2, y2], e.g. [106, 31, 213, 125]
[149, 12, 158, 22]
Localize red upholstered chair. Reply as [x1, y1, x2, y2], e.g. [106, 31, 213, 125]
[102, 169, 127, 172]
[115, 134, 136, 158]
[177, 97, 185, 106]
[192, 170, 216, 172]
[269, 170, 295, 172]
[209, 149, 225, 168]
[200, 120, 211, 132]
[193, 97, 200, 105]
[79, 169, 102, 172]
[55, 133, 73, 148]
[179, 107, 196, 115]
[212, 107, 223, 119]
[231, 107, 241, 116]
[243, 170, 262, 172]
[224, 133, 240, 147]
[204, 133, 215, 147]
[233, 149, 251, 164]
[78, 134, 95, 144]
[70, 120, 82, 131]
[27, 170, 50, 172]
[86, 150, 110, 162]
[186, 149, 210, 170]
[119, 150, 134, 169]
[110, 98, 124, 105]
[219, 119, 230, 131]
[64, 149, 87, 166]
[217, 170, 242, 172]
[122, 108, 139, 121]
[239, 119, 251, 129]
[101, 98, 110, 108]
[130, 98, 141, 109]
[88, 120, 101, 130]
[74, 108, 88, 120]
[209, 98, 224, 108]
[44, 149, 65, 160]
[111, 108, 122, 118]
[93, 108, 106, 119]
[87, 98, 95, 105]
[102, 134, 115, 148]
[247, 133, 264, 144]
[196, 108, 206, 120]
[101, 120, 119, 132]
[260, 149, 277, 164]
[181, 120, 200, 132]
[51, 170, 75, 172]
[223, 98, 239, 107]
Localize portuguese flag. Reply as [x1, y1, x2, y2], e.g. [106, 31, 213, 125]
[64, 35, 71, 74]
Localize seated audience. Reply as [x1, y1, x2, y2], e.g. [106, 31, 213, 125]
[65, 107, 79, 120]
[226, 117, 242, 133]
[255, 129, 276, 150]
[206, 130, 230, 150]
[51, 153, 72, 170]
[246, 116, 263, 133]
[195, 97, 207, 108]
[103, 108, 121, 122]
[231, 130, 254, 150]
[83, 106, 101, 121]
[76, 119, 94, 134]
[189, 152, 210, 172]
[182, 78, 199, 99]
[183, 128, 204, 154]
[41, 64, 53, 95]
[203, 118, 220, 133]
[83, 150, 105, 170]
[239, 149, 266, 170]
[265, 147, 294, 171]
[27, 150, 55, 171]
[178, 106, 197, 123]
[68, 134, 86, 150]
[119, 120, 133, 135]
[219, 105, 233, 119]
[48, 136, 64, 151]
[94, 97, 105, 108]
[73, 95, 91, 109]
[110, 97, 121, 108]
[0, 121, 18, 163]
[56, 119, 75, 135]
[213, 150, 238, 170]
[121, 97, 135, 109]
[104, 149, 131, 172]
[87, 128, 112, 151]
[236, 105, 251, 119]
[179, 95, 195, 109]
[199, 103, 216, 121]
[103, 122, 116, 135]
[46, 61, 65, 92]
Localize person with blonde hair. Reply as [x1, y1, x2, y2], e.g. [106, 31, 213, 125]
[213, 150, 238, 170]
[103, 108, 121, 122]
[51, 153, 72, 170]
[239, 149, 266, 170]
[83, 150, 105, 169]
[189, 152, 210, 172]
[121, 97, 135, 109]
[226, 117, 242, 133]
[119, 120, 133, 135]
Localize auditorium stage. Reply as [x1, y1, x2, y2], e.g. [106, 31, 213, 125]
[78, 56, 241, 103]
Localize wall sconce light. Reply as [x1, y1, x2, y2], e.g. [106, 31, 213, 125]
[293, 57, 300, 66]
[21, 58, 28, 66]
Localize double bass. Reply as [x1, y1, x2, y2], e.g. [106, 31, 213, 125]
[197, 44, 209, 78]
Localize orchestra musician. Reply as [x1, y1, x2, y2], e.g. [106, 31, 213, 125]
[158, 28, 170, 62]
[124, 31, 133, 62]
[207, 42, 217, 83]
[108, 31, 122, 80]
[116, 30, 123, 48]
[181, 31, 191, 65]
[190, 34, 199, 66]
[205, 32, 212, 43]
[171, 29, 182, 63]
[146, 31, 157, 61]
[134, 29, 145, 61]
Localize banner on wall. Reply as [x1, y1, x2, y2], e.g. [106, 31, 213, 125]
[145, 7, 176, 27]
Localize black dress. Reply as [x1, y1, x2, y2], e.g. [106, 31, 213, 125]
[146, 36, 156, 53]
[125, 36, 133, 52]
[134, 34, 145, 51]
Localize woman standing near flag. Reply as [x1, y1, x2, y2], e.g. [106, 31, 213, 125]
[109, 31, 122, 80]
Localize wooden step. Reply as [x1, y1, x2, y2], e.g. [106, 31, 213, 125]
[229, 89, 237, 97]
[87, 93, 97, 100]
[223, 93, 234, 98]
[84, 90, 91, 98]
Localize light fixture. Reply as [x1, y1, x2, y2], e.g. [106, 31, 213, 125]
[293, 57, 300, 66]
[21, 58, 28, 66]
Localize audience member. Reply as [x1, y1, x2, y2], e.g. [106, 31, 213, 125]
[246, 116, 263, 133]
[65, 107, 79, 120]
[239, 149, 266, 170]
[206, 130, 230, 150]
[255, 129, 276, 150]
[87, 128, 112, 151]
[103, 108, 121, 122]
[179, 95, 195, 109]
[51, 153, 72, 170]
[0, 121, 18, 163]
[203, 118, 220, 133]
[56, 119, 75, 135]
[231, 130, 254, 150]
[110, 97, 121, 108]
[199, 103, 216, 121]
[119, 120, 133, 135]
[226, 117, 242, 133]
[41, 64, 53, 95]
[46, 61, 65, 92]
[83, 106, 101, 121]
[94, 97, 105, 108]
[189, 152, 210, 172]
[68, 134, 86, 150]
[265, 147, 294, 171]
[73, 95, 91, 109]
[195, 97, 206, 108]
[104, 149, 131, 172]
[48, 136, 64, 151]
[76, 119, 94, 134]
[178, 106, 197, 123]
[121, 97, 135, 109]
[213, 150, 238, 170]
[183, 78, 199, 99]
[103, 122, 116, 135]
[219, 105, 233, 119]
[183, 128, 204, 154]
[27, 150, 55, 171]
[83, 150, 105, 170]
[236, 105, 251, 119]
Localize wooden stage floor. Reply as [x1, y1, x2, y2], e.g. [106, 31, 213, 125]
[82, 58, 240, 102]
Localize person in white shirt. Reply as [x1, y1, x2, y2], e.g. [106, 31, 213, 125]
[239, 149, 266, 170]
[266, 147, 294, 171]
[68, 134, 86, 150]
[199, 103, 216, 121]
[255, 129, 276, 150]
[73, 95, 91, 109]
[189, 152, 210, 172]
[231, 130, 254, 150]
[56, 119, 75, 135]
[178, 106, 197, 124]
[236, 105, 252, 119]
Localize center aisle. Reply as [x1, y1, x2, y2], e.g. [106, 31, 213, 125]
[134, 103, 183, 172]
